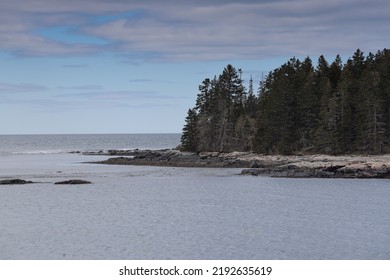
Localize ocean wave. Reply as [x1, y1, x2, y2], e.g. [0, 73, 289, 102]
[11, 150, 69, 155]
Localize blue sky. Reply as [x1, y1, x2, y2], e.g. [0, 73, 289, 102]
[0, 0, 389, 134]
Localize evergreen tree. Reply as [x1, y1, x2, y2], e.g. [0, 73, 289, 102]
[328, 54, 343, 90]
[315, 55, 339, 153]
[181, 49, 390, 155]
[196, 76, 220, 151]
[245, 75, 257, 117]
[180, 108, 199, 152]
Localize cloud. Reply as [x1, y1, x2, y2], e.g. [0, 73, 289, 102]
[1, 0, 389, 61]
[94, 0, 390, 61]
[58, 85, 102, 90]
[61, 64, 89, 68]
[55, 89, 188, 101]
[78, 90, 158, 100]
[0, 82, 48, 93]
[128, 79, 155, 83]
[129, 79, 173, 84]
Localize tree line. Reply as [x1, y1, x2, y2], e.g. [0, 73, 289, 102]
[181, 49, 390, 155]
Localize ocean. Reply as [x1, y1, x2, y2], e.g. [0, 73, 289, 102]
[0, 133, 181, 156]
[0, 134, 389, 259]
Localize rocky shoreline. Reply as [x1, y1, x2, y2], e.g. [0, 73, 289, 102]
[90, 149, 390, 179]
[0, 179, 92, 185]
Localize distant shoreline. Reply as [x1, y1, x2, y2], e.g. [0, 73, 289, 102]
[88, 149, 390, 179]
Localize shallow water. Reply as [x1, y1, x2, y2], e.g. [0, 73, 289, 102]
[0, 135, 389, 259]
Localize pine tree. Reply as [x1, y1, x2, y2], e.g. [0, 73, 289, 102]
[181, 49, 390, 155]
[328, 55, 343, 90]
[245, 75, 257, 117]
[315, 55, 338, 153]
[215, 65, 243, 152]
[180, 108, 199, 152]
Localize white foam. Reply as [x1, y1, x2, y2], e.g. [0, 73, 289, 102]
[12, 149, 67, 155]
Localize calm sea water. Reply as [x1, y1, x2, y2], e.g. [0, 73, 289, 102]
[0, 134, 181, 155]
[0, 134, 389, 260]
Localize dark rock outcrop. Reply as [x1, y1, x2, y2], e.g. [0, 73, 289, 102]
[93, 150, 251, 168]
[0, 179, 34, 185]
[54, 179, 92, 185]
[89, 149, 390, 179]
[241, 163, 390, 179]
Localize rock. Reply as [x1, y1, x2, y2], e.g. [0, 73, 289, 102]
[0, 179, 33, 185]
[242, 165, 327, 178]
[241, 168, 268, 176]
[375, 169, 390, 179]
[55, 179, 92, 185]
[249, 161, 261, 168]
[107, 149, 134, 155]
[90, 149, 390, 179]
[323, 165, 345, 172]
[82, 150, 105, 155]
[103, 157, 133, 165]
[199, 152, 219, 159]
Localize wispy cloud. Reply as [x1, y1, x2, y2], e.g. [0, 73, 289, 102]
[55, 89, 188, 101]
[129, 79, 155, 83]
[1, 0, 389, 61]
[129, 78, 173, 84]
[61, 64, 89, 68]
[58, 85, 103, 90]
[0, 82, 48, 93]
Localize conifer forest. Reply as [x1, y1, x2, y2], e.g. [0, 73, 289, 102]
[181, 49, 390, 155]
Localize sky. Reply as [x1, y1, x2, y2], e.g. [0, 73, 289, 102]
[0, 0, 389, 134]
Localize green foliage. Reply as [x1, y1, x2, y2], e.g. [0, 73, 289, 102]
[181, 49, 390, 155]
